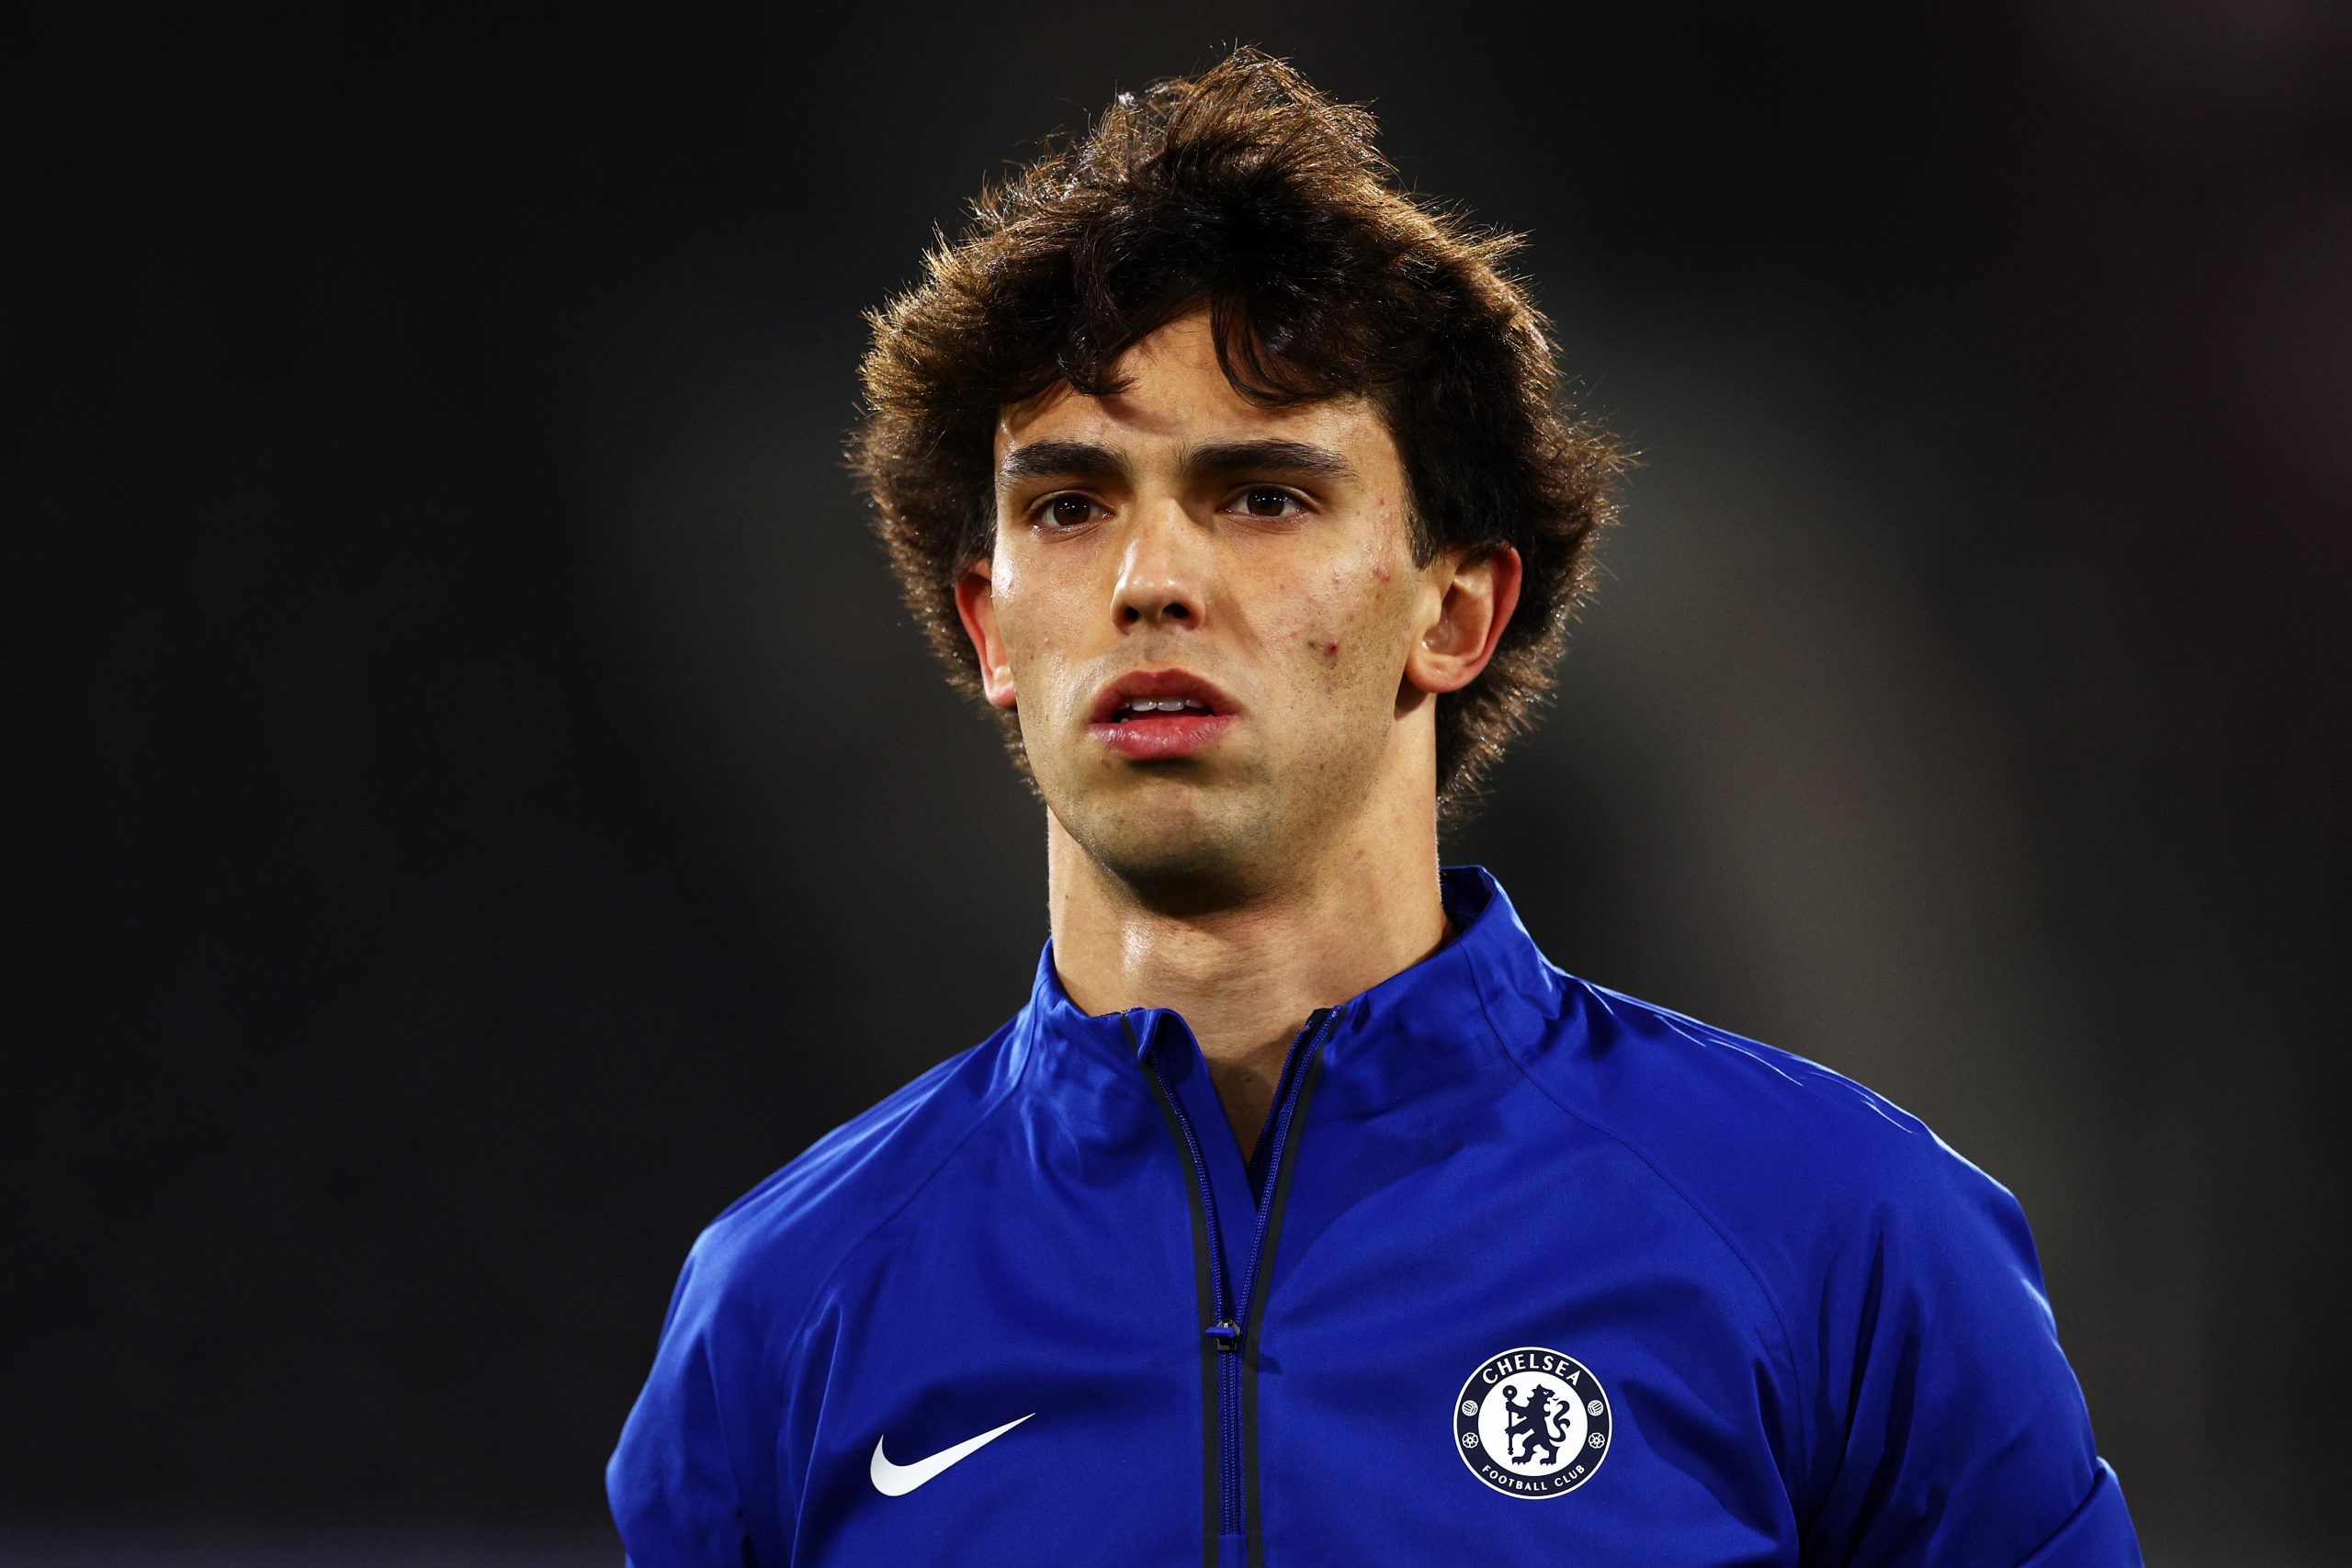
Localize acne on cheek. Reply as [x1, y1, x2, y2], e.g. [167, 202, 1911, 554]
[1293, 509, 1408, 685]
[1305, 610, 1367, 690]
[1295, 615, 1343, 671]
[1304, 571, 1351, 676]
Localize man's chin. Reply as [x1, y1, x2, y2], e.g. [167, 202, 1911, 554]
[1058, 792, 1282, 908]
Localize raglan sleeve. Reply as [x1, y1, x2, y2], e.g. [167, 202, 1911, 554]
[1798, 1137, 2143, 1567]
[607, 1235, 781, 1567]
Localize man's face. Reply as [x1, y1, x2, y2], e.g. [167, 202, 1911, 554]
[956, 311, 1470, 895]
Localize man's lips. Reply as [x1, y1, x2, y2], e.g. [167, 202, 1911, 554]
[1087, 709, 1238, 761]
[1085, 667, 1240, 761]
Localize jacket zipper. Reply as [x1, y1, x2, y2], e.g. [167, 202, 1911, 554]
[1133, 1004, 1344, 1561]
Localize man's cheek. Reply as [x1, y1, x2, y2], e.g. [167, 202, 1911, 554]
[1000, 612, 1064, 716]
[1287, 587, 1368, 692]
[1292, 598, 1396, 699]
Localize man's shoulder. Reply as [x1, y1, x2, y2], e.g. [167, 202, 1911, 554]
[673, 1021, 1023, 1334]
[1509, 971, 2114, 1544]
[1514, 971, 2030, 1284]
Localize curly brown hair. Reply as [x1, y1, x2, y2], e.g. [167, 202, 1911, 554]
[850, 45, 1623, 824]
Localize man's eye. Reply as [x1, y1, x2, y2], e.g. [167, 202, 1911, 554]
[1036, 495, 1102, 527]
[1233, 487, 1306, 519]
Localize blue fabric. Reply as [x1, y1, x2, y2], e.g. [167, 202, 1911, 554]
[609, 865, 2141, 1565]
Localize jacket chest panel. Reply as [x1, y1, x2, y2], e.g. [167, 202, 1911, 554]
[1241, 1089, 1800, 1561]
[797, 1334, 1205, 1564]
[791, 1132, 1211, 1561]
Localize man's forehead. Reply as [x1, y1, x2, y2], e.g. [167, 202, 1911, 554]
[992, 392, 1381, 464]
[994, 307, 1389, 462]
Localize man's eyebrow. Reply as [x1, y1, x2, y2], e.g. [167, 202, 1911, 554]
[1180, 439, 1359, 484]
[996, 436, 1361, 492]
[996, 440, 1130, 489]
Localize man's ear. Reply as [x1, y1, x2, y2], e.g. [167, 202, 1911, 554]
[954, 556, 1018, 709]
[1403, 544, 1522, 696]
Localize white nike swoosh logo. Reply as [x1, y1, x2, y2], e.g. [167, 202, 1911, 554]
[869, 1413, 1035, 1496]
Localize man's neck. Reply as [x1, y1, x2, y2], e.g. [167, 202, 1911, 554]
[1045, 812, 1453, 1161]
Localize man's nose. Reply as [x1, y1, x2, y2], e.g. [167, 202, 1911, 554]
[1111, 498, 1209, 630]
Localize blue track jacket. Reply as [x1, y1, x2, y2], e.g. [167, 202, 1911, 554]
[610, 865, 2140, 1565]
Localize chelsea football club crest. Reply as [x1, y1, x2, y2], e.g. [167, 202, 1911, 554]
[1453, 1346, 1612, 1497]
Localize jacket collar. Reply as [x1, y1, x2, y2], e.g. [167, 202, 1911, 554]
[1013, 864, 1565, 1099]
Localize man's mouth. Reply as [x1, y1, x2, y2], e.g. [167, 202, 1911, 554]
[1106, 697, 1217, 721]
[1086, 671, 1239, 761]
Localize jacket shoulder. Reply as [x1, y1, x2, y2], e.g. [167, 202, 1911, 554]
[1517, 975, 2117, 1546]
[1510, 972, 2080, 1505]
[683, 1020, 1023, 1334]
[1510, 972, 2036, 1308]
[607, 1021, 1025, 1556]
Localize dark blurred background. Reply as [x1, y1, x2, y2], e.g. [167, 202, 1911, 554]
[10, 3, 2347, 1562]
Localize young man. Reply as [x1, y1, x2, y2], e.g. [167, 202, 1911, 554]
[609, 48, 2141, 1566]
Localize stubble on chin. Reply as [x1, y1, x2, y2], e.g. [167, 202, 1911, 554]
[1051, 773, 1291, 916]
